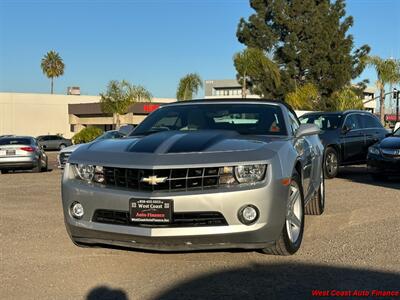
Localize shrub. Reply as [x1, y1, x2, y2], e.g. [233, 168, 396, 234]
[72, 127, 103, 144]
[329, 87, 364, 111]
[285, 83, 320, 110]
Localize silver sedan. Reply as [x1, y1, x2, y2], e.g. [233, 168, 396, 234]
[0, 136, 48, 174]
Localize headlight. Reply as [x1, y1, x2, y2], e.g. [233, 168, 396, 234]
[368, 147, 380, 155]
[73, 164, 104, 183]
[234, 164, 266, 183]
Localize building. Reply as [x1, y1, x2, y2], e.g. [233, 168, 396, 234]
[68, 98, 175, 134]
[361, 86, 376, 113]
[205, 79, 378, 112]
[204, 79, 260, 99]
[0, 92, 175, 138]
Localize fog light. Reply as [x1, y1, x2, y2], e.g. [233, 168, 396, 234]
[70, 202, 84, 219]
[238, 205, 259, 225]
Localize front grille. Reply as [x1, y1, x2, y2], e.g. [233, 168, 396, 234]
[59, 152, 71, 166]
[92, 209, 228, 227]
[103, 166, 229, 192]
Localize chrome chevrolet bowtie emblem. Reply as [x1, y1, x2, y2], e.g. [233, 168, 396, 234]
[141, 175, 168, 185]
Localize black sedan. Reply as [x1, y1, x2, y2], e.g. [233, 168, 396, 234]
[367, 128, 400, 180]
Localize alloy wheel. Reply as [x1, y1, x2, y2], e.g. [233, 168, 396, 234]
[286, 181, 303, 243]
[325, 152, 338, 176]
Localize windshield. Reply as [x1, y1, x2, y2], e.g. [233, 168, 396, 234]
[131, 103, 287, 136]
[300, 114, 342, 130]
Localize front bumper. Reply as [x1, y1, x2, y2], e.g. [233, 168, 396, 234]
[367, 154, 400, 175]
[62, 164, 289, 251]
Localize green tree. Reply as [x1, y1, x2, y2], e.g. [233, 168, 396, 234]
[237, 0, 370, 107]
[72, 127, 104, 144]
[329, 86, 364, 111]
[100, 80, 152, 128]
[40, 50, 65, 94]
[366, 56, 400, 123]
[176, 73, 203, 101]
[285, 83, 319, 110]
[233, 47, 280, 98]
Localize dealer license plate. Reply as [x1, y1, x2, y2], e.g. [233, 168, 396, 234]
[130, 199, 173, 223]
[6, 150, 16, 155]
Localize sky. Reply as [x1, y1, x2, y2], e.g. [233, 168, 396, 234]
[0, 0, 399, 99]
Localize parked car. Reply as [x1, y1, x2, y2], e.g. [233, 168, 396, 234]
[299, 110, 387, 178]
[0, 136, 48, 174]
[367, 127, 400, 180]
[58, 130, 126, 168]
[37, 135, 72, 150]
[62, 99, 325, 255]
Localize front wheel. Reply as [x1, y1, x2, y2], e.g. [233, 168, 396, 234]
[324, 147, 339, 179]
[59, 144, 66, 150]
[262, 172, 305, 255]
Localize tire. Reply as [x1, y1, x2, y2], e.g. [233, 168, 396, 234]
[59, 144, 66, 150]
[262, 172, 305, 255]
[371, 173, 387, 181]
[1, 170, 9, 174]
[324, 147, 339, 179]
[32, 159, 42, 173]
[305, 171, 325, 215]
[41, 157, 48, 172]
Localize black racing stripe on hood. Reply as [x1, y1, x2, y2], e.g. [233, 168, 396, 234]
[127, 131, 180, 153]
[167, 130, 239, 153]
[128, 130, 239, 154]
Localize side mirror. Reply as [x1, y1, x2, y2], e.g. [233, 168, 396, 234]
[341, 125, 351, 134]
[295, 124, 320, 138]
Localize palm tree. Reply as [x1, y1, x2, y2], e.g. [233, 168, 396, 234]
[233, 48, 280, 98]
[100, 80, 152, 128]
[176, 73, 203, 101]
[130, 85, 152, 102]
[40, 50, 65, 94]
[366, 56, 400, 123]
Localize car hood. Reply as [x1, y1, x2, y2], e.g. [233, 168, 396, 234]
[378, 136, 400, 149]
[59, 143, 82, 153]
[69, 130, 289, 168]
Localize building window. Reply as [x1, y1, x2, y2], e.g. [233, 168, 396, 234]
[70, 125, 75, 132]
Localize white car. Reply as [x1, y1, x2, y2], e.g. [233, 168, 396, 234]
[394, 122, 400, 132]
[58, 130, 126, 168]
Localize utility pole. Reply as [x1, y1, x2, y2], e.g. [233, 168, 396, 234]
[394, 88, 399, 122]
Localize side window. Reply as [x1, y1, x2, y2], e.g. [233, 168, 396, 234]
[362, 115, 383, 128]
[153, 112, 181, 129]
[288, 111, 300, 135]
[343, 114, 361, 130]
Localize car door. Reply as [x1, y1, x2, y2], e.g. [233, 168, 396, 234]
[50, 135, 61, 150]
[361, 114, 387, 150]
[340, 114, 365, 164]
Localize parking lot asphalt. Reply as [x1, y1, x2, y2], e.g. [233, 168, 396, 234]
[1, 152, 399, 300]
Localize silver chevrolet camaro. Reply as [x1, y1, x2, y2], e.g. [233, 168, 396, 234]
[62, 100, 324, 255]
